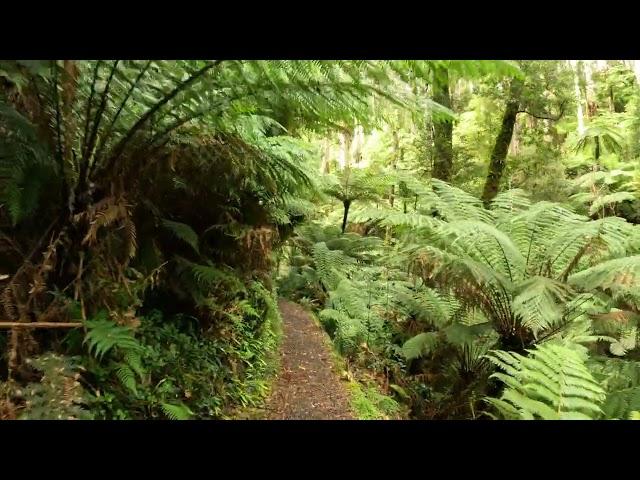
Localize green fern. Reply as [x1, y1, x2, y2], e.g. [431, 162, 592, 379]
[485, 342, 606, 420]
[0, 103, 59, 225]
[589, 192, 636, 216]
[589, 357, 640, 419]
[511, 276, 573, 336]
[176, 258, 245, 295]
[115, 365, 138, 395]
[161, 402, 193, 420]
[312, 241, 351, 289]
[84, 314, 143, 360]
[402, 332, 439, 360]
[162, 219, 200, 253]
[124, 351, 145, 379]
[84, 314, 147, 395]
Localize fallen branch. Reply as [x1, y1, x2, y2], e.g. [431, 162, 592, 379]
[0, 322, 83, 329]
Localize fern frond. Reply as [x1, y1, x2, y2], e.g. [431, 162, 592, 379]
[115, 364, 138, 395]
[84, 314, 142, 360]
[162, 219, 200, 253]
[485, 342, 606, 420]
[402, 332, 439, 360]
[589, 191, 636, 216]
[161, 402, 193, 420]
[512, 276, 573, 335]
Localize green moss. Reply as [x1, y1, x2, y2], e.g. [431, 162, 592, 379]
[347, 381, 402, 420]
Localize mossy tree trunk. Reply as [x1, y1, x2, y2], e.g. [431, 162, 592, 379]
[432, 67, 454, 182]
[481, 79, 523, 207]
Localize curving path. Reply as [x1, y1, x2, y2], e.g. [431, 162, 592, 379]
[264, 300, 354, 420]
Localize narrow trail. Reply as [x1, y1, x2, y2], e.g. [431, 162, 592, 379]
[264, 299, 354, 420]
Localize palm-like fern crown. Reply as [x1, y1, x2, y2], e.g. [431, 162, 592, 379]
[568, 168, 637, 216]
[286, 167, 640, 365]
[574, 121, 625, 157]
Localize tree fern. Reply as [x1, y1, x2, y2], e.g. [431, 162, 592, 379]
[405, 182, 640, 346]
[589, 192, 636, 216]
[312, 241, 351, 289]
[569, 255, 640, 308]
[511, 276, 573, 336]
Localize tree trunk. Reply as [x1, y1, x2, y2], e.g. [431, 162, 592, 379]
[609, 85, 615, 113]
[338, 131, 352, 170]
[508, 117, 521, 156]
[481, 80, 522, 207]
[570, 60, 586, 135]
[386, 131, 403, 243]
[352, 125, 364, 165]
[432, 67, 454, 181]
[584, 61, 598, 118]
[389, 130, 401, 207]
[320, 138, 331, 174]
[341, 199, 351, 234]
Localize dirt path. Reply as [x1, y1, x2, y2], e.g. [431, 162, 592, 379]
[264, 299, 354, 420]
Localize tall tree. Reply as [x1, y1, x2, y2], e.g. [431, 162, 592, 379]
[481, 62, 569, 206]
[431, 66, 454, 181]
[320, 138, 332, 174]
[481, 79, 523, 206]
[570, 60, 586, 135]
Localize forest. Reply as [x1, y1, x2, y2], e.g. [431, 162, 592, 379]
[1, 59, 640, 420]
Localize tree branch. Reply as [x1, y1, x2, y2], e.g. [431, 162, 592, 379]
[0, 322, 83, 329]
[518, 99, 567, 121]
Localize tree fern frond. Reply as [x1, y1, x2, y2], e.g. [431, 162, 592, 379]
[402, 332, 439, 360]
[512, 276, 573, 335]
[485, 342, 606, 420]
[589, 192, 636, 216]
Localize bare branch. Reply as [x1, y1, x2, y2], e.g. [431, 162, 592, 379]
[0, 322, 83, 329]
[518, 99, 567, 121]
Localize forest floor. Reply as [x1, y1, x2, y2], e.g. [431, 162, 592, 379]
[262, 299, 354, 420]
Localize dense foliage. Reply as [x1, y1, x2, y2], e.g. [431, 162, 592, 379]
[2, 59, 640, 420]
